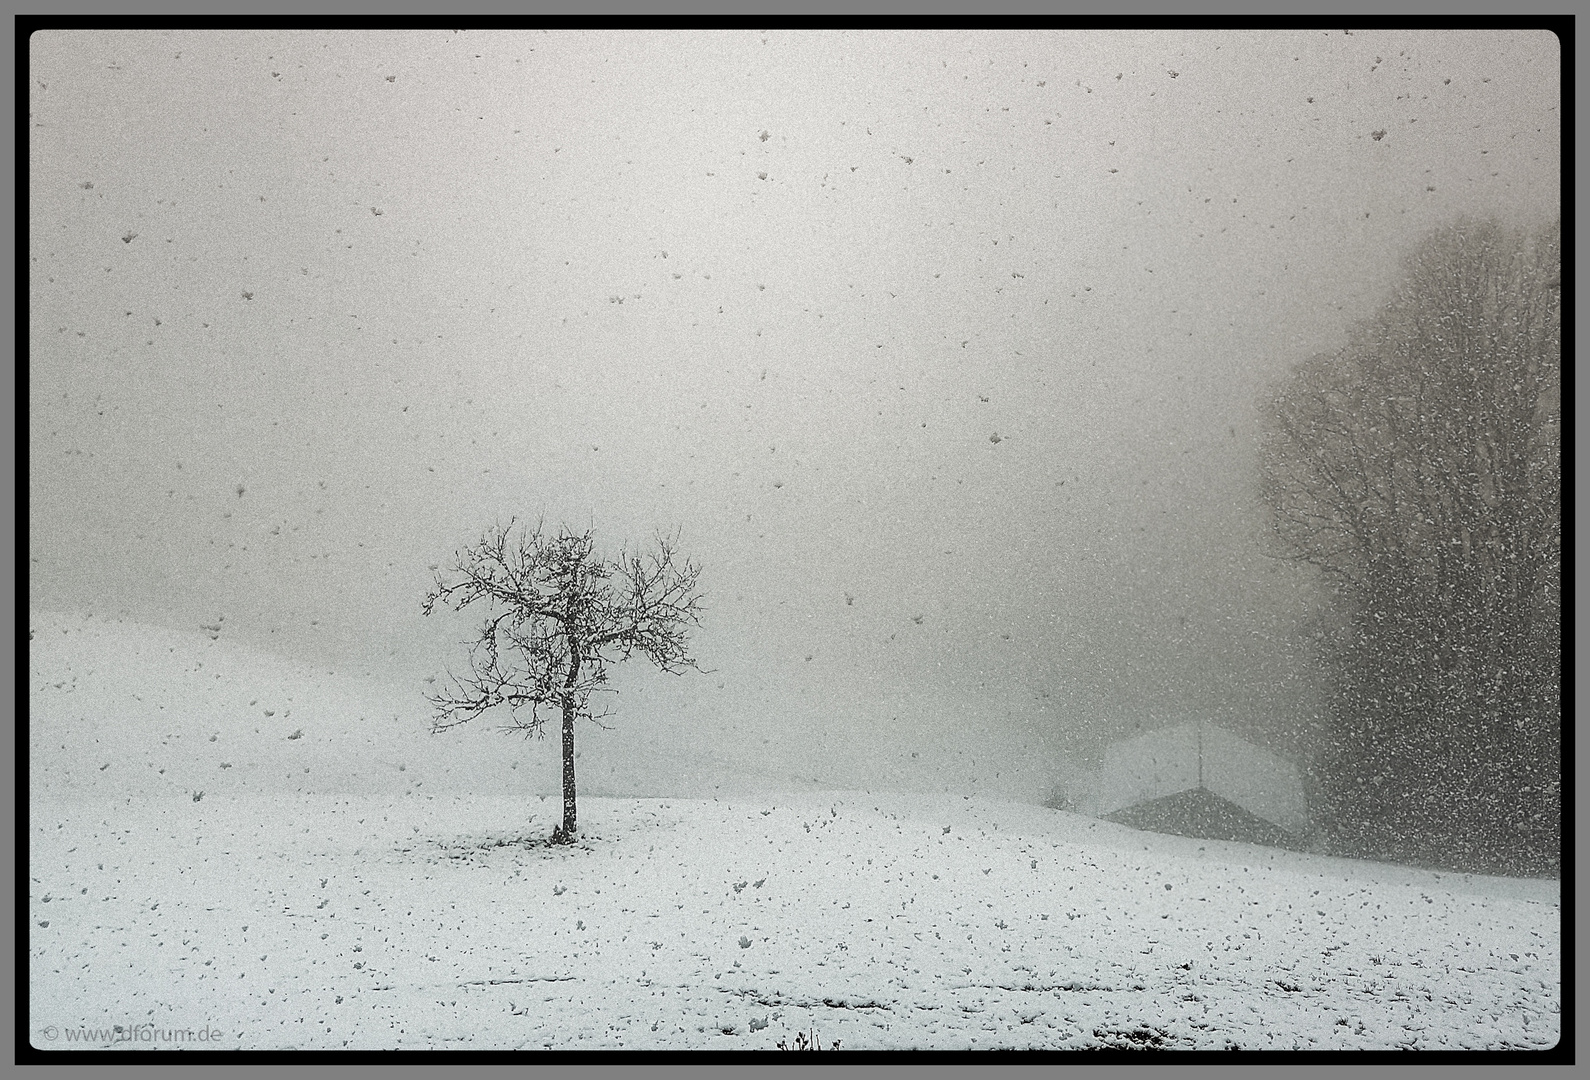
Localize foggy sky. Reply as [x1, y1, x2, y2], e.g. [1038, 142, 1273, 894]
[28, 28, 1561, 799]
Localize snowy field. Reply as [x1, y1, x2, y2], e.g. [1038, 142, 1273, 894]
[29, 610, 1561, 1051]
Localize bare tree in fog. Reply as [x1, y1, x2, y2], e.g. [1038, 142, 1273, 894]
[1261, 218, 1561, 875]
[423, 521, 704, 842]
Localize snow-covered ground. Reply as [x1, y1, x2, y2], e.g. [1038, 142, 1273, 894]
[29, 610, 1561, 1050]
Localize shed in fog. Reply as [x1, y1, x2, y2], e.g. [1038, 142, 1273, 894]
[1083, 723, 1311, 849]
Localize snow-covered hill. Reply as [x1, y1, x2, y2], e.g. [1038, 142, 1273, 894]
[28, 610, 1560, 1050]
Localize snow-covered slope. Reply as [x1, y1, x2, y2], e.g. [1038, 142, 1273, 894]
[26, 608, 812, 802]
[28, 611, 1560, 1050]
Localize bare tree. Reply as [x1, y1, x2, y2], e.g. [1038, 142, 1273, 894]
[1262, 219, 1560, 616]
[422, 520, 704, 842]
[1259, 218, 1560, 874]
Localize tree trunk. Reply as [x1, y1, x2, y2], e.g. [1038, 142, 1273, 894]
[560, 694, 577, 839]
[558, 640, 581, 841]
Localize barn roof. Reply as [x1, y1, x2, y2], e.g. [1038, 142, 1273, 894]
[1093, 722, 1309, 837]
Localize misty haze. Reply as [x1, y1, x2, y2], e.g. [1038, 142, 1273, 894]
[29, 28, 1560, 1052]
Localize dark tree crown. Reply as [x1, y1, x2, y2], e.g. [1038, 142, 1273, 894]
[1257, 217, 1560, 876]
[422, 519, 704, 737]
